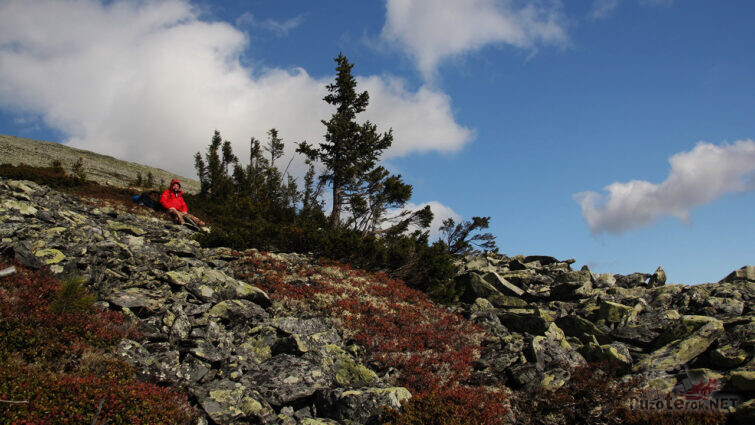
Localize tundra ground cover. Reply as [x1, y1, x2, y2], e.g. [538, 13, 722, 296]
[0, 259, 196, 425]
[233, 250, 509, 424]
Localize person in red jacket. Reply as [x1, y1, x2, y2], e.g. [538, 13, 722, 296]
[160, 179, 205, 227]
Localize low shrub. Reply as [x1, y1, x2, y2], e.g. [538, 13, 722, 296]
[0, 359, 194, 425]
[191, 196, 459, 302]
[234, 251, 506, 424]
[0, 258, 196, 424]
[377, 388, 508, 425]
[0, 262, 135, 365]
[50, 275, 95, 315]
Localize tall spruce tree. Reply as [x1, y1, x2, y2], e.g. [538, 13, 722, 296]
[316, 53, 393, 227]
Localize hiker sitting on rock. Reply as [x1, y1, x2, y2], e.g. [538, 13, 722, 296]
[160, 179, 205, 227]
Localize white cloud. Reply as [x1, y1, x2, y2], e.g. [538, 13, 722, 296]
[574, 140, 755, 235]
[401, 201, 462, 240]
[381, 0, 568, 79]
[589, 0, 620, 20]
[589, 0, 674, 21]
[0, 0, 473, 181]
[360, 76, 474, 157]
[235, 12, 304, 37]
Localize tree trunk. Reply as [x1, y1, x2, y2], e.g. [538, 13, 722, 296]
[330, 183, 342, 228]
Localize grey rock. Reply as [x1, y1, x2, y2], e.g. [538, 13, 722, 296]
[315, 387, 411, 423]
[193, 379, 275, 424]
[242, 354, 333, 406]
[648, 266, 666, 287]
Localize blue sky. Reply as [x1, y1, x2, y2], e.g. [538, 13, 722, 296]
[1, 0, 753, 284]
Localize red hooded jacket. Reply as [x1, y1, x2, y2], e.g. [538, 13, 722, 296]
[160, 179, 188, 213]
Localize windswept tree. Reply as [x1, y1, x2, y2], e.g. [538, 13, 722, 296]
[300, 53, 427, 232]
[245, 137, 268, 202]
[264, 128, 285, 202]
[301, 53, 394, 228]
[345, 166, 432, 236]
[439, 216, 498, 256]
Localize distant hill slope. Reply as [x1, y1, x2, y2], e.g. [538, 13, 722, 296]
[0, 134, 199, 193]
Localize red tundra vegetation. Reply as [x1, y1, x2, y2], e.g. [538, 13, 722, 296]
[234, 251, 508, 425]
[0, 259, 196, 425]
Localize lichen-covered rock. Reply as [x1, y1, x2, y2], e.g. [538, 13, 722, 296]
[209, 299, 269, 323]
[633, 316, 723, 372]
[556, 315, 610, 344]
[599, 300, 633, 324]
[709, 345, 748, 369]
[193, 379, 275, 424]
[2, 177, 753, 422]
[729, 370, 755, 392]
[720, 265, 755, 283]
[648, 266, 666, 287]
[315, 387, 411, 424]
[734, 398, 755, 424]
[242, 354, 333, 406]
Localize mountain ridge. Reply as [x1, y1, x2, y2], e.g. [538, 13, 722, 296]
[0, 134, 200, 193]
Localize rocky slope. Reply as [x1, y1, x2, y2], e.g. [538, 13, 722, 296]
[0, 178, 407, 424]
[454, 253, 754, 421]
[1, 177, 753, 424]
[0, 135, 199, 193]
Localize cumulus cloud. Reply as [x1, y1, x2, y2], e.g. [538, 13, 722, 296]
[381, 0, 568, 79]
[574, 140, 755, 235]
[0, 0, 473, 180]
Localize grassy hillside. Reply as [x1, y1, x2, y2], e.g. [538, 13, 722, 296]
[0, 134, 199, 193]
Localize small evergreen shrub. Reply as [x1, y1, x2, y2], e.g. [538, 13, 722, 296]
[50, 275, 95, 315]
[71, 157, 87, 182]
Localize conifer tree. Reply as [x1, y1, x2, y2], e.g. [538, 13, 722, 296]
[194, 153, 208, 195]
[264, 128, 285, 203]
[195, 130, 234, 199]
[71, 157, 86, 182]
[439, 216, 498, 256]
[306, 53, 394, 227]
[247, 137, 267, 202]
[298, 150, 325, 217]
[222, 140, 238, 175]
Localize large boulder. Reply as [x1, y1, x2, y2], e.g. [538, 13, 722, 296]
[242, 354, 333, 407]
[648, 266, 666, 287]
[720, 265, 755, 283]
[315, 387, 411, 424]
[633, 316, 724, 372]
[455, 272, 504, 302]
